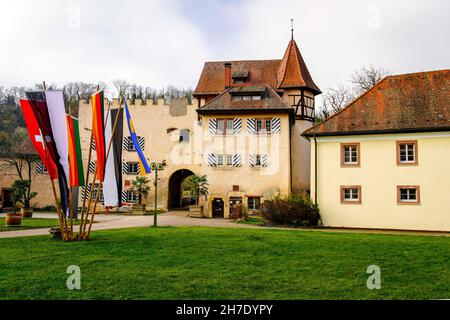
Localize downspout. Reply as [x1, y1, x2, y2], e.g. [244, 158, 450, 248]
[313, 135, 318, 204]
[289, 114, 293, 194]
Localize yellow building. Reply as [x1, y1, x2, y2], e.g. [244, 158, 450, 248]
[304, 70, 450, 231]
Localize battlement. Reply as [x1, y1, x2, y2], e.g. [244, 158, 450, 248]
[79, 97, 197, 108]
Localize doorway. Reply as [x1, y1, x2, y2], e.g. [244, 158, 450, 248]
[229, 196, 243, 217]
[168, 169, 195, 210]
[212, 198, 224, 218]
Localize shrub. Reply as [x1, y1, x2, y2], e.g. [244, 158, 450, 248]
[260, 194, 321, 227]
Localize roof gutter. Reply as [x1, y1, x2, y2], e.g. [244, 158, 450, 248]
[303, 127, 450, 138]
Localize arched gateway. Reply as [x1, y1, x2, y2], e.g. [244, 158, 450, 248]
[168, 169, 195, 209]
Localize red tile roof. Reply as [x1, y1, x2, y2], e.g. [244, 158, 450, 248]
[194, 60, 281, 96]
[276, 39, 321, 94]
[194, 38, 321, 97]
[197, 85, 292, 115]
[304, 70, 450, 136]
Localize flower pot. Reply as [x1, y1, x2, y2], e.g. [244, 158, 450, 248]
[5, 213, 22, 226]
[21, 207, 33, 218]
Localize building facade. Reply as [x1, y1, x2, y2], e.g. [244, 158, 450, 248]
[304, 70, 450, 231]
[74, 37, 321, 218]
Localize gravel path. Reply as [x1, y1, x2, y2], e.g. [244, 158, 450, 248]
[0, 211, 448, 239]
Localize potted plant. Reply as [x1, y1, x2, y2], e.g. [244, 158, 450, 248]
[130, 176, 151, 213]
[11, 179, 36, 218]
[183, 175, 209, 218]
[5, 181, 25, 226]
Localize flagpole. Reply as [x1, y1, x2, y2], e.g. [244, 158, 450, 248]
[85, 97, 123, 239]
[78, 85, 100, 240]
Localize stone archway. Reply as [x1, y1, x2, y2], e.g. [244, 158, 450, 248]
[168, 169, 195, 210]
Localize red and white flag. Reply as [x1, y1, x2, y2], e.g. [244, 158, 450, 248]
[19, 99, 57, 179]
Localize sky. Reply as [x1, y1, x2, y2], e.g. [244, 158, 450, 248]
[0, 0, 448, 96]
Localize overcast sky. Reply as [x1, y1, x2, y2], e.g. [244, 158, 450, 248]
[0, 0, 448, 95]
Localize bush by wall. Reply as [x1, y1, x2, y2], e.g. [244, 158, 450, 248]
[260, 194, 321, 227]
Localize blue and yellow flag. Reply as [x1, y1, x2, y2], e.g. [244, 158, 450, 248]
[124, 100, 151, 174]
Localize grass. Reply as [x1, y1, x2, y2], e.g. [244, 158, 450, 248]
[0, 217, 79, 232]
[237, 217, 265, 225]
[0, 226, 449, 300]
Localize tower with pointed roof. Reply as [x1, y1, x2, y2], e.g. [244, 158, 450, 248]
[193, 33, 321, 198]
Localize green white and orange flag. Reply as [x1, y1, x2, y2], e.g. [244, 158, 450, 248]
[66, 115, 85, 187]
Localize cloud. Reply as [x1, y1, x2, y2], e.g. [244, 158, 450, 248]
[0, 0, 448, 98]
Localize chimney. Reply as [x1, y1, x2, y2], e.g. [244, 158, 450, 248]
[224, 63, 232, 88]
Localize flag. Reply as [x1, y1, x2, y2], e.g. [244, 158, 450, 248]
[124, 99, 151, 173]
[103, 108, 123, 207]
[19, 99, 57, 180]
[66, 115, 85, 187]
[24, 91, 70, 217]
[91, 91, 106, 181]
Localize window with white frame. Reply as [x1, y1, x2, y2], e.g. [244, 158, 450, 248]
[397, 141, 417, 165]
[397, 186, 420, 204]
[216, 154, 233, 167]
[341, 143, 359, 166]
[127, 190, 139, 203]
[128, 162, 139, 174]
[341, 186, 361, 204]
[216, 119, 234, 135]
[255, 118, 272, 133]
[247, 197, 261, 210]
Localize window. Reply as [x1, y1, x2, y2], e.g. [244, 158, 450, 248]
[92, 184, 104, 202]
[179, 129, 190, 143]
[341, 186, 361, 204]
[128, 162, 139, 174]
[232, 95, 262, 101]
[217, 155, 224, 166]
[255, 154, 262, 166]
[216, 119, 234, 135]
[216, 154, 233, 167]
[226, 154, 233, 166]
[397, 141, 418, 165]
[397, 186, 420, 204]
[255, 118, 272, 133]
[341, 143, 360, 167]
[248, 197, 261, 210]
[127, 190, 139, 203]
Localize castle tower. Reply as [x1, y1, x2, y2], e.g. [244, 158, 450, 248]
[276, 37, 321, 193]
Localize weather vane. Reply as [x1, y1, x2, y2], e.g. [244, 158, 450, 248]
[291, 19, 294, 40]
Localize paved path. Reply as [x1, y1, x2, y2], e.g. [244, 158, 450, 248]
[0, 211, 448, 239]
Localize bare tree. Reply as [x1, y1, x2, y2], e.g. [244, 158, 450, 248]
[350, 65, 391, 96]
[112, 79, 130, 99]
[321, 85, 354, 115]
[318, 65, 390, 121]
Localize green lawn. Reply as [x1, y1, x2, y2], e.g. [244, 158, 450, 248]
[0, 227, 449, 299]
[0, 217, 78, 232]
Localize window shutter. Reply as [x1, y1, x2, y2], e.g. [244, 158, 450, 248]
[261, 154, 268, 167]
[81, 184, 91, 201]
[207, 154, 217, 167]
[36, 161, 44, 173]
[248, 154, 255, 167]
[208, 118, 217, 134]
[272, 118, 281, 133]
[123, 137, 130, 151]
[121, 191, 128, 203]
[247, 118, 256, 134]
[138, 136, 145, 150]
[91, 138, 96, 150]
[233, 118, 242, 134]
[89, 161, 96, 173]
[122, 161, 129, 174]
[232, 154, 241, 167]
[137, 163, 141, 175]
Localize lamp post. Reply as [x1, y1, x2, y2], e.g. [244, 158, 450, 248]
[151, 160, 166, 227]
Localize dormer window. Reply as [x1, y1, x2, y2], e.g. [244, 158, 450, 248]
[232, 95, 262, 101]
[232, 70, 249, 84]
